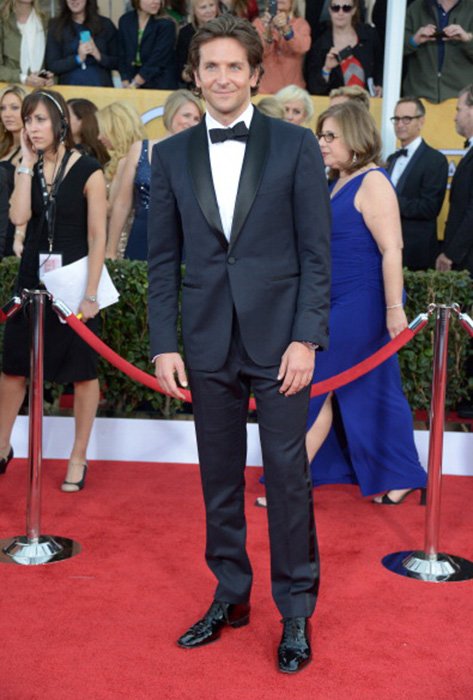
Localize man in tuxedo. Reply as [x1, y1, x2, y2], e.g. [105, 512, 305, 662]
[436, 83, 473, 418]
[147, 15, 331, 674]
[387, 96, 448, 270]
[436, 84, 473, 275]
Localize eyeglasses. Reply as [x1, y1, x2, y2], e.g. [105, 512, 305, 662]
[330, 4, 354, 13]
[390, 115, 422, 124]
[316, 131, 340, 143]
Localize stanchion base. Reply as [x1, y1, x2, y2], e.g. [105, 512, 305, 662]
[0, 535, 81, 566]
[382, 550, 473, 582]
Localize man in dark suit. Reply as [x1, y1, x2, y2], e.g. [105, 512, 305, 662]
[387, 96, 448, 270]
[436, 83, 473, 417]
[436, 84, 473, 275]
[147, 15, 331, 674]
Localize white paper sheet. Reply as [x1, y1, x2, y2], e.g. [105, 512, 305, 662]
[41, 256, 119, 314]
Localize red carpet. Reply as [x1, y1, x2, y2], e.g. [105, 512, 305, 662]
[0, 459, 472, 700]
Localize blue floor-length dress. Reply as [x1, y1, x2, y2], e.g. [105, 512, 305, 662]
[308, 169, 427, 496]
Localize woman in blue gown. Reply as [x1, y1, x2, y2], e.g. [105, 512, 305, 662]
[307, 101, 427, 504]
[106, 90, 203, 261]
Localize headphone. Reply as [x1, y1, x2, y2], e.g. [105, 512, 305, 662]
[37, 91, 69, 142]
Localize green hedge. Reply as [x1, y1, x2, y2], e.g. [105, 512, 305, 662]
[0, 259, 471, 414]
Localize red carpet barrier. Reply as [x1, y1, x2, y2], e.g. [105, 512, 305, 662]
[52, 299, 430, 409]
[0, 296, 22, 324]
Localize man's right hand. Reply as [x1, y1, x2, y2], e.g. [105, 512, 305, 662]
[154, 352, 188, 400]
[413, 24, 438, 44]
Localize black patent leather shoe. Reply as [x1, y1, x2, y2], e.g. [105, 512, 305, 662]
[0, 447, 13, 475]
[177, 601, 250, 649]
[278, 617, 312, 674]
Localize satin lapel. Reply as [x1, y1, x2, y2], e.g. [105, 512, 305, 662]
[396, 140, 427, 194]
[188, 121, 227, 251]
[229, 110, 269, 250]
[386, 155, 395, 176]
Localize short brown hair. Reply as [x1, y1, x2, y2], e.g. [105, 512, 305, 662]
[459, 83, 473, 107]
[316, 101, 381, 178]
[185, 14, 264, 95]
[395, 96, 425, 117]
[22, 89, 74, 152]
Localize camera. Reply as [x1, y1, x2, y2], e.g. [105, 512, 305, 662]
[336, 45, 354, 62]
[433, 28, 446, 39]
[268, 0, 278, 17]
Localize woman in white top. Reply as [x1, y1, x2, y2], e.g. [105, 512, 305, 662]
[0, 0, 54, 87]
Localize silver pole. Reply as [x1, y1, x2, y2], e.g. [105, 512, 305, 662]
[0, 290, 81, 565]
[423, 305, 450, 557]
[25, 291, 47, 543]
[382, 303, 473, 582]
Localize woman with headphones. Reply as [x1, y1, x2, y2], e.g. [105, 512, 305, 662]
[0, 89, 107, 493]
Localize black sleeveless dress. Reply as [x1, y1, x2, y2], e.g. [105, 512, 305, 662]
[0, 146, 21, 257]
[2, 154, 102, 383]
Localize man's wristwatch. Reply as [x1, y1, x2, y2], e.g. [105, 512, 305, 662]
[301, 341, 319, 351]
[84, 295, 97, 303]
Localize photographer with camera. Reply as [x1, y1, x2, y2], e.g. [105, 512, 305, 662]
[252, 0, 311, 94]
[306, 1, 382, 97]
[403, 0, 473, 103]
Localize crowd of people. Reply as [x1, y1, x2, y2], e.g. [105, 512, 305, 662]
[0, 1, 472, 100]
[0, 4, 472, 676]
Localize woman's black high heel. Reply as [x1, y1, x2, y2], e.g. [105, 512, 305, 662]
[0, 447, 14, 475]
[373, 487, 426, 505]
[61, 462, 88, 492]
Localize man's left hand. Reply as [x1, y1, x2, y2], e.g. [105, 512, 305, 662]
[277, 342, 315, 397]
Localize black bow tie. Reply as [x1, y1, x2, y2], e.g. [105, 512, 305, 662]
[392, 148, 408, 160]
[464, 139, 471, 148]
[209, 121, 249, 144]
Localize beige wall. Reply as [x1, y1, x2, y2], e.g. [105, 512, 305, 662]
[2, 84, 465, 235]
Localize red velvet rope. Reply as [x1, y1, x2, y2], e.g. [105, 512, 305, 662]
[0, 309, 6, 324]
[61, 309, 421, 410]
[459, 318, 473, 338]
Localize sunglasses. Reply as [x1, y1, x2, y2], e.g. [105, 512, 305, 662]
[390, 115, 422, 124]
[316, 131, 340, 143]
[330, 4, 354, 13]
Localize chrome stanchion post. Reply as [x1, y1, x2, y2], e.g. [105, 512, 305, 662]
[382, 304, 473, 582]
[0, 290, 81, 565]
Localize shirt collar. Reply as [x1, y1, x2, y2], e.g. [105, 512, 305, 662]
[205, 103, 254, 134]
[403, 136, 422, 157]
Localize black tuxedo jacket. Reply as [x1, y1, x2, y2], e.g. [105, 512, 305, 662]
[442, 146, 473, 275]
[118, 11, 177, 89]
[147, 110, 331, 372]
[387, 140, 448, 270]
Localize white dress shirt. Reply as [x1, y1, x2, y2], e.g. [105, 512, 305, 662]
[206, 103, 254, 241]
[390, 136, 422, 187]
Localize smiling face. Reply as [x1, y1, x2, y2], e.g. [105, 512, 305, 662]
[283, 99, 306, 125]
[170, 101, 202, 133]
[0, 92, 23, 135]
[66, 0, 87, 17]
[194, 37, 259, 125]
[193, 0, 218, 26]
[317, 116, 350, 172]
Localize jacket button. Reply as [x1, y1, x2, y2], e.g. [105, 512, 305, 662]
[228, 256, 236, 264]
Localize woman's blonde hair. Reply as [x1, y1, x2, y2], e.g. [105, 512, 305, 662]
[190, 0, 220, 29]
[316, 101, 381, 178]
[162, 89, 203, 132]
[96, 101, 146, 181]
[275, 84, 314, 124]
[256, 96, 285, 120]
[0, 0, 44, 21]
[0, 84, 26, 158]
